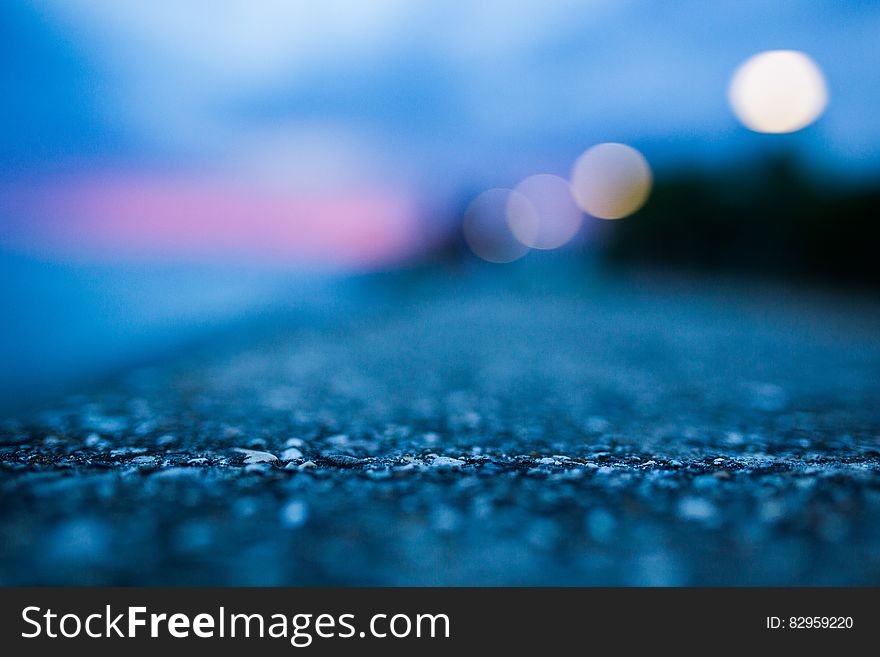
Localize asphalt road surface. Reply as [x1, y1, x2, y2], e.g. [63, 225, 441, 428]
[2, 267, 879, 585]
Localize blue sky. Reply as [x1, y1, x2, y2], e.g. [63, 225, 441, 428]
[2, 0, 880, 194]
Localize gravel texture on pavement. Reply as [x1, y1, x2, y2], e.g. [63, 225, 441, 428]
[2, 270, 880, 585]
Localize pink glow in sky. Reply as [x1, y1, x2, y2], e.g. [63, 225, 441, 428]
[0, 172, 425, 269]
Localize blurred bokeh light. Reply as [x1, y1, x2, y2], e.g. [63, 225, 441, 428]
[462, 188, 532, 263]
[728, 50, 828, 134]
[507, 174, 583, 249]
[570, 143, 652, 220]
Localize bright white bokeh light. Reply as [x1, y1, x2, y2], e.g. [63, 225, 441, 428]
[570, 143, 652, 220]
[506, 174, 582, 249]
[462, 188, 533, 263]
[728, 50, 828, 134]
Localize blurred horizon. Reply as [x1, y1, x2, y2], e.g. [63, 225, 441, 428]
[3, 0, 880, 404]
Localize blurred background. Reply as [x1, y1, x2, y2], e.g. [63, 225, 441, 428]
[2, 0, 880, 408]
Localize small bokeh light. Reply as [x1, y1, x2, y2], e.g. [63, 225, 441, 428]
[570, 143, 652, 220]
[462, 188, 533, 263]
[728, 50, 828, 134]
[507, 174, 583, 249]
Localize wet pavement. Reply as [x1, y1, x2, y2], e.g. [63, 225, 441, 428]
[2, 269, 880, 585]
